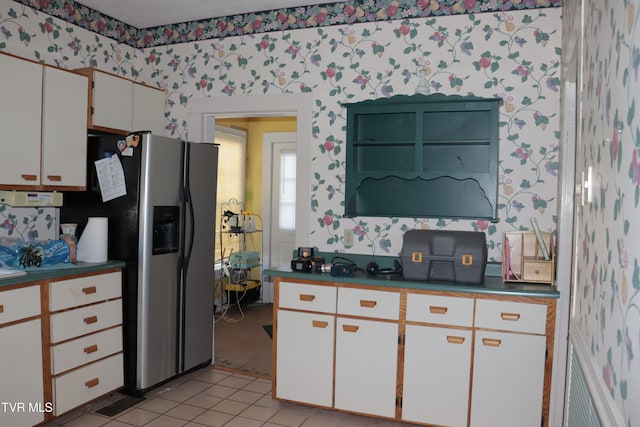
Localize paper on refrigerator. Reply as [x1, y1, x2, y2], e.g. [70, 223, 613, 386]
[94, 155, 127, 202]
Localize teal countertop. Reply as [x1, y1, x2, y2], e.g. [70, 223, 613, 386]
[265, 254, 559, 299]
[0, 260, 126, 288]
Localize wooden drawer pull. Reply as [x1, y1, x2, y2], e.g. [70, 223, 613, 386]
[84, 344, 99, 354]
[85, 378, 100, 388]
[447, 336, 465, 344]
[299, 294, 316, 302]
[359, 300, 377, 308]
[312, 320, 329, 328]
[342, 324, 359, 333]
[0, 304, 4, 314]
[83, 315, 98, 325]
[429, 306, 448, 315]
[82, 286, 97, 295]
[501, 312, 521, 321]
[47, 175, 62, 182]
[482, 338, 502, 347]
[21, 174, 38, 181]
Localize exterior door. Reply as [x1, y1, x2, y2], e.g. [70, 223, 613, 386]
[262, 133, 297, 302]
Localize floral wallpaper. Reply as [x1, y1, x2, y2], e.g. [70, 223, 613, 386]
[0, 0, 562, 262]
[7, 3, 640, 425]
[565, 0, 640, 425]
[0, 206, 57, 240]
[13, 0, 561, 48]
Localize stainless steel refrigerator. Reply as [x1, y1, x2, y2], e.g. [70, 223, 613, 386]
[61, 131, 218, 394]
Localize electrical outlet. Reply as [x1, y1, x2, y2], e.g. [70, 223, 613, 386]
[344, 229, 354, 248]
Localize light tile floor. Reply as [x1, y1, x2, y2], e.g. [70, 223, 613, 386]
[42, 367, 417, 426]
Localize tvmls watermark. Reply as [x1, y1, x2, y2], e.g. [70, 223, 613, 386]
[1, 401, 54, 413]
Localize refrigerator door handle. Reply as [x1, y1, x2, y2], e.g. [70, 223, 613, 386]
[177, 141, 197, 373]
[182, 142, 196, 273]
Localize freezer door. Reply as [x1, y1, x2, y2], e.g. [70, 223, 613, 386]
[137, 133, 183, 390]
[180, 142, 218, 372]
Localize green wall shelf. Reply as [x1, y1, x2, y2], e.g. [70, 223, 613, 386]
[344, 93, 502, 221]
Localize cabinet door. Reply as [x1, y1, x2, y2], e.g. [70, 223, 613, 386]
[334, 317, 398, 418]
[402, 325, 472, 427]
[275, 310, 334, 407]
[92, 70, 132, 131]
[0, 54, 42, 186]
[41, 66, 88, 188]
[132, 82, 166, 135]
[470, 330, 546, 427]
[0, 319, 45, 427]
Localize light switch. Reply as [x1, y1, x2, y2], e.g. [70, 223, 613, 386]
[583, 166, 593, 205]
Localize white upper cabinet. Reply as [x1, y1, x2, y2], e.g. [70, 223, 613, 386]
[133, 82, 166, 135]
[41, 66, 88, 188]
[0, 53, 43, 187]
[92, 69, 133, 132]
[0, 53, 88, 190]
[75, 68, 165, 135]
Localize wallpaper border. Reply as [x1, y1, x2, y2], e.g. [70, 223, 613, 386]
[14, 0, 562, 48]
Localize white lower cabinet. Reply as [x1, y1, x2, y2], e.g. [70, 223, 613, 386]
[469, 330, 546, 427]
[334, 317, 398, 418]
[0, 319, 45, 427]
[273, 278, 555, 427]
[275, 309, 334, 406]
[402, 325, 472, 427]
[0, 285, 44, 427]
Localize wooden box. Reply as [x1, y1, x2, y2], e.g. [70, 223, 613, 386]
[502, 231, 554, 285]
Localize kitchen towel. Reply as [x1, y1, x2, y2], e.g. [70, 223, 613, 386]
[77, 217, 108, 263]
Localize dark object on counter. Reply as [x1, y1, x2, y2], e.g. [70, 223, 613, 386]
[297, 247, 314, 257]
[291, 257, 312, 272]
[310, 256, 326, 272]
[401, 229, 487, 285]
[290, 247, 316, 272]
[19, 245, 43, 268]
[331, 263, 355, 277]
[366, 260, 402, 276]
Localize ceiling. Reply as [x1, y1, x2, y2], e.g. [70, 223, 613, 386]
[74, 0, 347, 28]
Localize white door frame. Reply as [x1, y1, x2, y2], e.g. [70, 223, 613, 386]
[187, 93, 312, 249]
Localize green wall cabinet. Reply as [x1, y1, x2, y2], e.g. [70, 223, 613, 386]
[344, 93, 502, 221]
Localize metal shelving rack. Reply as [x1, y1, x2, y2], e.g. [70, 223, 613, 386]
[215, 199, 263, 311]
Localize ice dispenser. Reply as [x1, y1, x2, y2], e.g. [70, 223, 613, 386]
[152, 206, 179, 255]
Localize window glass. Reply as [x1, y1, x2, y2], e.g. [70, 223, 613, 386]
[279, 150, 296, 230]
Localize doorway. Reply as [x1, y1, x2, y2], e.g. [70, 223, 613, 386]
[188, 93, 313, 376]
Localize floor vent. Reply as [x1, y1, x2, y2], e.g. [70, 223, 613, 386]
[566, 350, 603, 427]
[95, 395, 145, 417]
[566, 325, 625, 427]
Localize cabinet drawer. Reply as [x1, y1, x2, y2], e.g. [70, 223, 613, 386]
[50, 271, 121, 311]
[51, 326, 123, 375]
[53, 353, 124, 416]
[406, 293, 474, 326]
[337, 287, 400, 320]
[475, 299, 547, 334]
[50, 299, 122, 343]
[0, 285, 40, 326]
[522, 260, 553, 282]
[279, 281, 336, 313]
